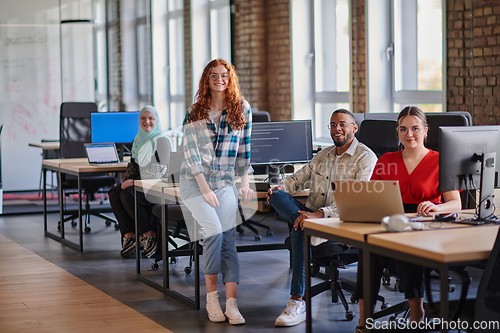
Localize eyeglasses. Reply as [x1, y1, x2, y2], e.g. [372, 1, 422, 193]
[208, 73, 229, 80]
[398, 126, 423, 135]
[327, 122, 354, 129]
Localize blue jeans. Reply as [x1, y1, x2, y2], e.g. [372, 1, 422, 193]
[180, 178, 240, 283]
[269, 190, 313, 297]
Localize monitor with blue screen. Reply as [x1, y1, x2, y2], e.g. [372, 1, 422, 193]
[91, 112, 139, 161]
[91, 112, 139, 144]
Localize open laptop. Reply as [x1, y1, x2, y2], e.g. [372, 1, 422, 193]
[332, 180, 405, 222]
[84, 143, 123, 165]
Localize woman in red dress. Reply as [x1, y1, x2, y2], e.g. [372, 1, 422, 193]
[354, 106, 461, 333]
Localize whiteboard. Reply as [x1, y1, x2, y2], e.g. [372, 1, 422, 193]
[0, 0, 94, 191]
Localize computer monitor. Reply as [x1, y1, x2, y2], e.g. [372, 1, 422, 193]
[91, 112, 140, 160]
[439, 125, 500, 223]
[251, 120, 313, 183]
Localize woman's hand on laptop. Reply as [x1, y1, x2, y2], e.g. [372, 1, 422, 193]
[121, 179, 134, 189]
[294, 211, 324, 231]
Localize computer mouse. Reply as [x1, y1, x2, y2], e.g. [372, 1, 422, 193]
[434, 213, 458, 222]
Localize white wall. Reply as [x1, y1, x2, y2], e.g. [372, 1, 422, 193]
[0, 0, 91, 191]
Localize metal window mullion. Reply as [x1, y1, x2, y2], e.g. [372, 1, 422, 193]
[315, 91, 349, 104]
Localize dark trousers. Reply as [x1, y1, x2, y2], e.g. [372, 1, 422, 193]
[353, 253, 424, 302]
[108, 184, 156, 237]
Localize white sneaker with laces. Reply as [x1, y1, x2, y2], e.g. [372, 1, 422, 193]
[206, 291, 225, 323]
[225, 298, 245, 325]
[275, 299, 306, 327]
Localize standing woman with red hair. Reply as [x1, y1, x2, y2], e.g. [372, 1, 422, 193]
[179, 59, 254, 324]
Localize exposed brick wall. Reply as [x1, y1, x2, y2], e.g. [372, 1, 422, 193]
[351, 0, 366, 114]
[232, 0, 269, 114]
[447, 0, 500, 125]
[232, 0, 291, 121]
[267, 0, 292, 120]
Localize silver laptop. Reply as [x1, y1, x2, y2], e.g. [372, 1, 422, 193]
[84, 143, 122, 165]
[332, 180, 405, 223]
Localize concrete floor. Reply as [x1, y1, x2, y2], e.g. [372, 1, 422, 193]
[0, 210, 481, 333]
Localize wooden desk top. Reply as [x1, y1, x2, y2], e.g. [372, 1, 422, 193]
[29, 142, 60, 150]
[43, 157, 130, 171]
[367, 224, 499, 263]
[304, 218, 386, 242]
[43, 158, 88, 167]
[304, 212, 475, 243]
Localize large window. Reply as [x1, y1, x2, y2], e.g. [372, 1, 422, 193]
[291, 0, 351, 142]
[367, 0, 444, 113]
[392, 0, 443, 112]
[313, 0, 351, 141]
[192, 0, 230, 101]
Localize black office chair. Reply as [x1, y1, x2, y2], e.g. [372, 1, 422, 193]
[58, 102, 117, 233]
[353, 112, 365, 139]
[306, 241, 389, 321]
[237, 109, 274, 241]
[427, 229, 500, 331]
[358, 119, 400, 158]
[424, 111, 471, 152]
[150, 149, 199, 274]
[38, 139, 60, 198]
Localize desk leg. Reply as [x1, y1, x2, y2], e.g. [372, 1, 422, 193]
[305, 231, 312, 333]
[362, 249, 373, 333]
[59, 171, 64, 239]
[194, 240, 200, 310]
[43, 167, 47, 232]
[163, 200, 168, 291]
[440, 265, 450, 333]
[135, 186, 140, 276]
[78, 174, 83, 251]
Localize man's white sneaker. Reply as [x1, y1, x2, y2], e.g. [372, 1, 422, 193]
[225, 298, 245, 325]
[275, 299, 306, 327]
[206, 291, 225, 322]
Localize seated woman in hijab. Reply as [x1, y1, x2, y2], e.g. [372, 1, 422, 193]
[108, 105, 171, 258]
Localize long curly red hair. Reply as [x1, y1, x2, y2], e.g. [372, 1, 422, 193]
[188, 59, 246, 130]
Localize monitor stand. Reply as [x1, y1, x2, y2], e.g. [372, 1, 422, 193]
[268, 164, 280, 185]
[470, 152, 498, 224]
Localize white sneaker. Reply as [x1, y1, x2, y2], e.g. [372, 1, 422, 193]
[225, 298, 245, 325]
[206, 291, 225, 322]
[275, 299, 306, 327]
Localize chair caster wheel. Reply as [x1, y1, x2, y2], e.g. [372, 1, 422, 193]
[105, 220, 111, 227]
[152, 262, 159, 271]
[266, 230, 273, 237]
[345, 311, 355, 321]
[449, 284, 456, 292]
[184, 267, 192, 275]
[254, 235, 261, 241]
[71, 221, 77, 227]
[115, 224, 120, 230]
[350, 296, 358, 304]
[84, 227, 91, 233]
[381, 302, 389, 310]
[382, 275, 391, 286]
[170, 257, 177, 264]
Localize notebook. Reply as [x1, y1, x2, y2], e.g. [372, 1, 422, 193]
[332, 180, 405, 223]
[84, 143, 122, 165]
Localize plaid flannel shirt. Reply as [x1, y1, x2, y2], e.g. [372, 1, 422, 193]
[180, 100, 252, 190]
[279, 137, 377, 217]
